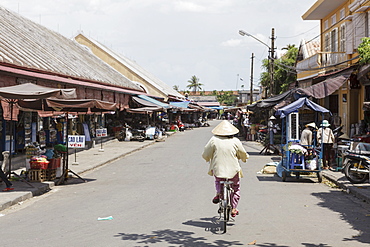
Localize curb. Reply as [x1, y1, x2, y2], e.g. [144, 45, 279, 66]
[322, 171, 370, 204]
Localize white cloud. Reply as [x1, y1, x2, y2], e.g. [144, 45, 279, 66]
[221, 39, 242, 47]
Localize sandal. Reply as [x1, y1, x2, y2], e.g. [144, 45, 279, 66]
[2, 187, 14, 192]
[231, 209, 239, 217]
[212, 195, 220, 204]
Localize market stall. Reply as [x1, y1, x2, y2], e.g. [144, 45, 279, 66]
[0, 83, 76, 186]
[275, 97, 331, 182]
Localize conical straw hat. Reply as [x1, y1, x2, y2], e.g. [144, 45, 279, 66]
[212, 120, 239, 136]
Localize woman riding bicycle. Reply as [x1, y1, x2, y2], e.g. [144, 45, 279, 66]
[202, 120, 249, 217]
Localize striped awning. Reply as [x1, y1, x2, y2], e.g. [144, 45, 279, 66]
[297, 69, 353, 99]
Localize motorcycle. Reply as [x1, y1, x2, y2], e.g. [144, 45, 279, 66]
[342, 150, 370, 184]
[195, 117, 210, 127]
[117, 124, 145, 142]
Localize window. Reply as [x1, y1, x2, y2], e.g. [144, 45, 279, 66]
[324, 33, 330, 52]
[340, 24, 346, 52]
[340, 8, 345, 20]
[331, 14, 337, 25]
[324, 20, 329, 30]
[331, 29, 338, 52]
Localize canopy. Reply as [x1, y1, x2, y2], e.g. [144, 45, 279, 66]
[0, 83, 77, 99]
[134, 95, 171, 109]
[126, 107, 164, 114]
[275, 97, 331, 118]
[18, 98, 117, 113]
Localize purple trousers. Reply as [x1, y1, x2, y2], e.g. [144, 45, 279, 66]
[214, 173, 240, 209]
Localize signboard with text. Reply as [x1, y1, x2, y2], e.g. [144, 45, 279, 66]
[96, 128, 107, 137]
[68, 135, 85, 148]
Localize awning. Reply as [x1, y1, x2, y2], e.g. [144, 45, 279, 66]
[18, 98, 118, 113]
[127, 107, 163, 114]
[275, 97, 331, 118]
[0, 83, 77, 99]
[137, 95, 170, 108]
[297, 68, 354, 99]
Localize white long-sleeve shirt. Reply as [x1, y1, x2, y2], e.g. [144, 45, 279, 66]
[202, 136, 249, 178]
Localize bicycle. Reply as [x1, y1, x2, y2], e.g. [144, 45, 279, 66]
[218, 180, 234, 233]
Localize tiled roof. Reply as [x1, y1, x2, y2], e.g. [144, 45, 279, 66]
[0, 6, 142, 91]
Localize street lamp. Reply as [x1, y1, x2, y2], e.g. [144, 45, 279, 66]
[239, 29, 275, 97]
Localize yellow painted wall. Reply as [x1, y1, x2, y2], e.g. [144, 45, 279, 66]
[75, 34, 167, 100]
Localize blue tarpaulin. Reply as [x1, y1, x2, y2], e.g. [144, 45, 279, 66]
[275, 97, 331, 118]
[137, 95, 170, 108]
[169, 101, 190, 108]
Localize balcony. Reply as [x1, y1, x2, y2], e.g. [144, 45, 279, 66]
[297, 51, 348, 74]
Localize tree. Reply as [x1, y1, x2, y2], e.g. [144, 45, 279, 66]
[358, 37, 370, 64]
[173, 85, 180, 91]
[260, 44, 298, 95]
[217, 90, 237, 106]
[186, 75, 203, 94]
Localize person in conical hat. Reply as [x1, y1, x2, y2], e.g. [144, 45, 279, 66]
[300, 122, 317, 146]
[317, 119, 335, 169]
[202, 120, 249, 217]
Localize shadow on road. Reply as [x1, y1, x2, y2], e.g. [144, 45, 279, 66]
[312, 190, 370, 245]
[182, 217, 237, 234]
[257, 174, 317, 183]
[114, 228, 244, 246]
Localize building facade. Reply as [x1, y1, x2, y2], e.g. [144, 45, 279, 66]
[297, 0, 370, 135]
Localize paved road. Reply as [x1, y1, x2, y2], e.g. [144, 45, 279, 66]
[1, 120, 370, 246]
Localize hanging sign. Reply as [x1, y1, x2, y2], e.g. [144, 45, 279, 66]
[68, 135, 85, 148]
[96, 128, 107, 137]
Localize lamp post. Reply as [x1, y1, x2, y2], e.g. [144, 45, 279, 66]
[239, 29, 275, 97]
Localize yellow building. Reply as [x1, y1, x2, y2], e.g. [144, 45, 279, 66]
[297, 0, 370, 136]
[74, 33, 185, 102]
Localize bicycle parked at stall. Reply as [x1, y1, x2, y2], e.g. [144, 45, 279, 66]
[218, 180, 234, 233]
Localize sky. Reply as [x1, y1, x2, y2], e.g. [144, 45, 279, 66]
[0, 0, 320, 92]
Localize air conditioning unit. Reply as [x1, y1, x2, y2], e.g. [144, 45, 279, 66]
[288, 112, 299, 141]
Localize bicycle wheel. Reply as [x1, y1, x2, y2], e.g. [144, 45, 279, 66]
[222, 185, 230, 233]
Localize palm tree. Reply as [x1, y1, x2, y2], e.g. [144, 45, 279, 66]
[173, 85, 180, 91]
[186, 75, 203, 94]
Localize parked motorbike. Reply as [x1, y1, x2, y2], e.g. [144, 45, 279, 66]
[117, 124, 145, 142]
[195, 117, 210, 127]
[342, 150, 370, 184]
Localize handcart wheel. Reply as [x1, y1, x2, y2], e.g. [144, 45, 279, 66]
[282, 171, 287, 182]
[295, 172, 300, 179]
[317, 171, 323, 183]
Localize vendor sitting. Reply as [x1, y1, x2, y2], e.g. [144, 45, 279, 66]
[300, 122, 317, 146]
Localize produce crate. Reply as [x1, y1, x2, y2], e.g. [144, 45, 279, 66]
[30, 161, 49, 169]
[29, 169, 47, 182]
[29, 169, 56, 182]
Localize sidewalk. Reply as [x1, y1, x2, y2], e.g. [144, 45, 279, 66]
[0, 135, 168, 212]
[322, 169, 370, 204]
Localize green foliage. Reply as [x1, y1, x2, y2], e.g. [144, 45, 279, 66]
[358, 37, 370, 65]
[260, 44, 298, 95]
[173, 85, 180, 91]
[216, 90, 237, 106]
[186, 75, 203, 93]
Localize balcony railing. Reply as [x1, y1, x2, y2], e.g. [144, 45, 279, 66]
[297, 52, 347, 72]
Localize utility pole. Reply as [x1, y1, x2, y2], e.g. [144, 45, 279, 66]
[250, 53, 254, 104]
[270, 28, 276, 96]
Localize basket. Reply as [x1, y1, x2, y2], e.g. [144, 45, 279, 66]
[30, 161, 49, 169]
[48, 158, 61, 169]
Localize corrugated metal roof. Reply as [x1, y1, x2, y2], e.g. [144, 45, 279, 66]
[74, 34, 185, 99]
[0, 6, 142, 92]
